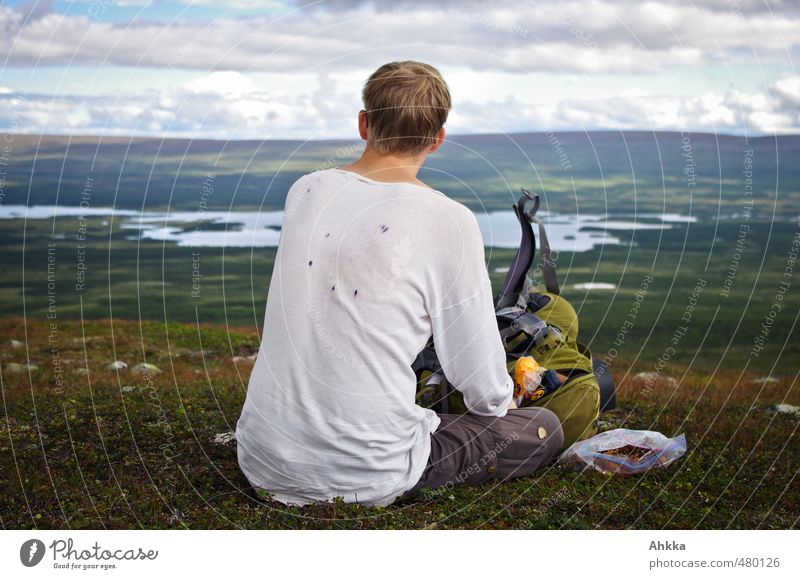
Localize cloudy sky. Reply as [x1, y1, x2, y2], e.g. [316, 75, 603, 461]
[1, 0, 798, 139]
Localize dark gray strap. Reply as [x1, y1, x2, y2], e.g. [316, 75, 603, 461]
[532, 214, 560, 295]
[439, 376, 450, 414]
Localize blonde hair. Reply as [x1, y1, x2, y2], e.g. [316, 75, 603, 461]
[362, 61, 452, 157]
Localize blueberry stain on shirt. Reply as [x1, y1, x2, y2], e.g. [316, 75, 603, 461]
[308, 260, 313, 266]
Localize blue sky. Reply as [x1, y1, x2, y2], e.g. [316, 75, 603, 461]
[1, 0, 798, 139]
[21, 0, 289, 23]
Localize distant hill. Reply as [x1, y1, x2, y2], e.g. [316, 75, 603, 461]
[1, 131, 798, 217]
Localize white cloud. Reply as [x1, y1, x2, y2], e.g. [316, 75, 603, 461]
[773, 74, 800, 108]
[1, 71, 797, 138]
[183, 0, 286, 7]
[0, 1, 797, 136]
[0, 1, 797, 73]
[183, 71, 256, 96]
[0, 70, 362, 139]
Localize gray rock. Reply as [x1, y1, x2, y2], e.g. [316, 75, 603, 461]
[773, 403, 800, 417]
[185, 350, 215, 358]
[212, 431, 236, 445]
[131, 363, 162, 375]
[5, 362, 39, 373]
[106, 360, 128, 370]
[635, 371, 677, 385]
[753, 376, 779, 385]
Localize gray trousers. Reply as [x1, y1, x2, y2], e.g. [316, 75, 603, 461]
[405, 407, 564, 497]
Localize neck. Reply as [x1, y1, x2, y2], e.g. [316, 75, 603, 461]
[341, 147, 426, 185]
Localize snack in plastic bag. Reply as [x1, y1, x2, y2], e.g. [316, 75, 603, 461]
[512, 356, 564, 406]
[557, 428, 687, 475]
[514, 357, 544, 397]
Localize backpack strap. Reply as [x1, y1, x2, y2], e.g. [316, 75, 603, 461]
[496, 191, 538, 308]
[529, 193, 560, 296]
[411, 341, 450, 413]
[496, 188, 559, 310]
[496, 306, 563, 358]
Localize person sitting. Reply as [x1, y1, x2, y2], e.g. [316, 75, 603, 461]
[235, 60, 564, 507]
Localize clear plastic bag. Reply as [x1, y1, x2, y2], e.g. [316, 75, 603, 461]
[557, 428, 687, 475]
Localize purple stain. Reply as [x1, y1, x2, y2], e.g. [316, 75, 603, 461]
[325, 233, 330, 238]
[308, 260, 313, 266]
[378, 224, 390, 233]
[331, 285, 335, 291]
[354, 289, 358, 297]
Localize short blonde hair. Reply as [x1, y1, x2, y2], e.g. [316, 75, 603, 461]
[362, 61, 452, 157]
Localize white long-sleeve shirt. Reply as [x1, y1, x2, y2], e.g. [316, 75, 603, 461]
[236, 167, 513, 506]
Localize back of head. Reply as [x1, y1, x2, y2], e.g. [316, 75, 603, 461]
[362, 61, 452, 157]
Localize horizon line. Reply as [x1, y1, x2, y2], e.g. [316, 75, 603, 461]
[2, 129, 798, 144]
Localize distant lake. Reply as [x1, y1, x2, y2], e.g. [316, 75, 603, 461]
[0, 205, 696, 252]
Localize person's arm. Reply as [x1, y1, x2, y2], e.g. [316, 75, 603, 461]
[427, 208, 514, 417]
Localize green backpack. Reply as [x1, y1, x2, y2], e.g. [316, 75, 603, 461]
[414, 188, 615, 450]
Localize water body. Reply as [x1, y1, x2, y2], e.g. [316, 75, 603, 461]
[572, 282, 618, 290]
[0, 205, 695, 252]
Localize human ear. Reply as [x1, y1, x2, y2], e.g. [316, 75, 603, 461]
[358, 110, 369, 140]
[428, 127, 446, 153]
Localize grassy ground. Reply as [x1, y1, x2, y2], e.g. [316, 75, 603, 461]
[1, 318, 797, 529]
[2, 217, 798, 371]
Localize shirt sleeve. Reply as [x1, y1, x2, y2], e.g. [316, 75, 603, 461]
[427, 208, 514, 417]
